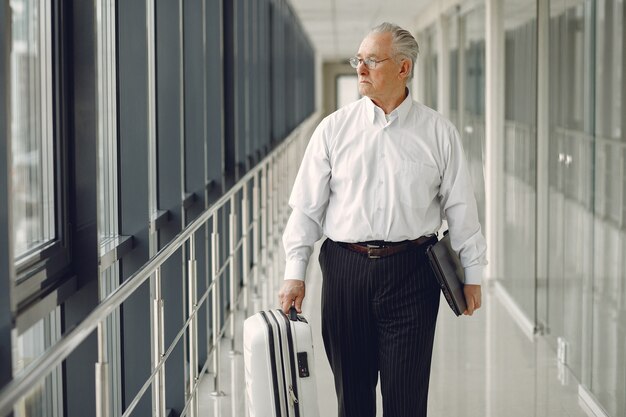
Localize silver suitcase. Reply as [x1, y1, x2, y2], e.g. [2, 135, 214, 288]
[243, 308, 320, 417]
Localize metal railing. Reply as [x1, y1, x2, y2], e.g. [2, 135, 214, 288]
[0, 113, 320, 417]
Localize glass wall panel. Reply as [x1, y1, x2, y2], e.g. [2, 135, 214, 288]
[547, 0, 595, 384]
[448, 15, 459, 127]
[10, 0, 55, 260]
[461, 6, 486, 227]
[592, 0, 625, 415]
[420, 26, 438, 110]
[501, 0, 537, 319]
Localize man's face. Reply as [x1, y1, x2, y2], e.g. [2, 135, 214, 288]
[356, 32, 405, 103]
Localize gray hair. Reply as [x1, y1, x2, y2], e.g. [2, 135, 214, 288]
[370, 22, 419, 83]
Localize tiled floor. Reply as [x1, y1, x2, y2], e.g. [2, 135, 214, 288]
[198, 242, 595, 417]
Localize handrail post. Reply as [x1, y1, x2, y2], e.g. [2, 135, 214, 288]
[187, 235, 199, 417]
[150, 266, 166, 417]
[273, 154, 281, 285]
[278, 149, 285, 227]
[260, 165, 269, 307]
[279, 150, 286, 278]
[252, 173, 261, 300]
[261, 165, 268, 275]
[274, 153, 282, 279]
[228, 195, 240, 354]
[241, 184, 250, 313]
[96, 321, 110, 417]
[270, 157, 278, 293]
[267, 161, 275, 304]
[210, 215, 225, 396]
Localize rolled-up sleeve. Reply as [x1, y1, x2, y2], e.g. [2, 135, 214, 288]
[438, 126, 488, 285]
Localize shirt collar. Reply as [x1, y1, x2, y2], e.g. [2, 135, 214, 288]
[394, 88, 413, 125]
[364, 95, 377, 124]
[364, 88, 413, 125]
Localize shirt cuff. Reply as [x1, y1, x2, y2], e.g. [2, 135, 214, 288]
[284, 259, 308, 281]
[463, 264, 483, 285]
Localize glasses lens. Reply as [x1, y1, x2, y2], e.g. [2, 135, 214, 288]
[349, 57, 359, 68]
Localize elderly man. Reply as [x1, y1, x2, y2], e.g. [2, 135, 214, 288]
[279, 22, 487, 417]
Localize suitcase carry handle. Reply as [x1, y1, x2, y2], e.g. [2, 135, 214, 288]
[289, 306, 298, 321]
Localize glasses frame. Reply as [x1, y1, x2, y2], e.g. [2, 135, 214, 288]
[349, 56, 392, 70]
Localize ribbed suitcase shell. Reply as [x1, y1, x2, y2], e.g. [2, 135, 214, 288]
[243, 309, 320, 417]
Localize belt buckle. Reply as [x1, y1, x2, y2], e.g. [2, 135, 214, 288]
[366, 243, 381, 259]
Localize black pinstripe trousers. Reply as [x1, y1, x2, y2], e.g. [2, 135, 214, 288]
[319, 238, 440, 417]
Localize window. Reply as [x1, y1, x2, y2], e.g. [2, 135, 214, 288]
[335, 75, 359, 110]
[8, 2, 66, 414]
[10, 0, 71, 312]
[10, 0, 55, 262]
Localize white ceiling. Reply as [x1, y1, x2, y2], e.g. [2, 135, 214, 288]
[289, 0, 435, 62]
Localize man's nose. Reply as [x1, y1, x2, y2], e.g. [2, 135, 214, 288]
[357, 61, 368, 74]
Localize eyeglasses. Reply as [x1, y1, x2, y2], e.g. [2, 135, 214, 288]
[349, 56, 391, 70]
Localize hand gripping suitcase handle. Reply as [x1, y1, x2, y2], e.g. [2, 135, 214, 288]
[288, 306, 298, 321]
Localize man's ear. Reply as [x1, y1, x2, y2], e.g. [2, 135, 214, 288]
[398, 58, 411, 81]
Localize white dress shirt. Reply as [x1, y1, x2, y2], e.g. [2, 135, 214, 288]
[283, 91, 487, 284]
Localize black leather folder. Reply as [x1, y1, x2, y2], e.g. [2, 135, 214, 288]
[426, 231, 467, 316]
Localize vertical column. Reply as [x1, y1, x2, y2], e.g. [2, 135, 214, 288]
[0, 0, 13, 394]
[534, 7, 551, 414]
[580, 0, 596, 388]
[535, 0, 550, 331]
[623, 0, 626, 146]
[179, 0, 190, 406]
[95, 0, 122, 412]
[146, 0, 166, 414]
[485, 0, 505, 280]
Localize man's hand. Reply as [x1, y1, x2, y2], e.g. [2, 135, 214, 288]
[278, 279, 306, 315]
[463, 284, 482, 316]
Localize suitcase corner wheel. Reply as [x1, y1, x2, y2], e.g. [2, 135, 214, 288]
[244, 308, 320, 417]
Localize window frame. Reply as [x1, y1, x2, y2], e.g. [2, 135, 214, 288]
[10, 0, 73, 323]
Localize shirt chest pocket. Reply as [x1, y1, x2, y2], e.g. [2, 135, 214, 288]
[393, 160, 440, 209]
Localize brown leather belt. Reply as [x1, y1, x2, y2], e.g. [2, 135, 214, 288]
[338, 235, 435, 259]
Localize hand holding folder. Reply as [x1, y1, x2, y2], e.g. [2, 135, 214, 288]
[426, 230, 467, 316]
